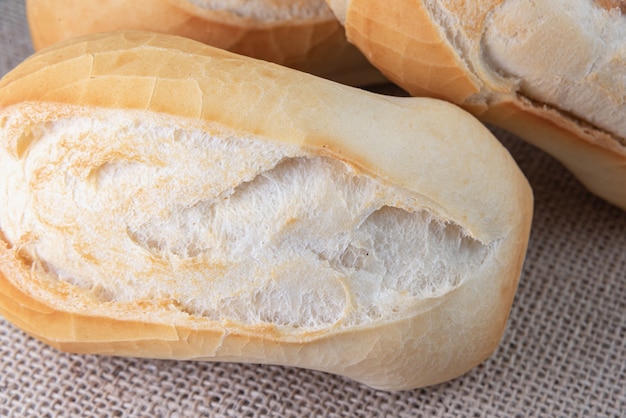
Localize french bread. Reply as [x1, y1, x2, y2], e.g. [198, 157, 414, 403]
[327, 0, 626, 209]
[25, 0, 385, 86]
[0, 31, 532, 390]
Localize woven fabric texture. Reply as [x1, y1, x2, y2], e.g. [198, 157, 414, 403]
[0, 1, 625, 416]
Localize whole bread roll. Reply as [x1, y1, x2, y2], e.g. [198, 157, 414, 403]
[26, 0, 385, 86]
[0, 31, 532, 390]
[327, 0, 626, 209]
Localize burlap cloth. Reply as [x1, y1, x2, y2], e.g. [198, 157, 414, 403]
[1, 1, 624, 416]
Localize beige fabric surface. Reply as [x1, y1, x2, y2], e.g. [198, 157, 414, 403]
[0, 1, 624, 416]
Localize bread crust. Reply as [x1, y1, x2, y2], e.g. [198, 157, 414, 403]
[345, 0, 481, 102]
[26, 0, 385, 86]
[0, 32, 532, 390]
[332, 0, 626, 209]
[481, 98, 626, 203]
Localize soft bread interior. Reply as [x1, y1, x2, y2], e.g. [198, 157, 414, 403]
[482, 0, 626, 140]
[182, 0, 333, 21]
[0, 102, 494, 333]
[426, 0, 626, 141]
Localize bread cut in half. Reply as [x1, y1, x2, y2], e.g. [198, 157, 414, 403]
[328, 0, 626, 209]
[25, 0, 385, 86]
[0, 31, 532, 390]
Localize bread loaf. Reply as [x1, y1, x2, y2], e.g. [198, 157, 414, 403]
[26, 0, 385, 86]
[0, 31, 532, 390]
[327, 0, 626, 209]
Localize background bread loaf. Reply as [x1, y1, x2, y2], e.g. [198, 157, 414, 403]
[26, 0, 385, 86]
[3, 4, 626, 414]
[327, 0, 626, 209]
[0, 31, 532, 390]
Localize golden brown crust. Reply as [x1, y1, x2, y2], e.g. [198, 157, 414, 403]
[480, 98, 626, 208]
[345, 0, 481, 102]
[26, 0, 385, 86]
[0, 31, 532, 390]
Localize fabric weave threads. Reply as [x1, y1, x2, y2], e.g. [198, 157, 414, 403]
[0, 1, 625, 416]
